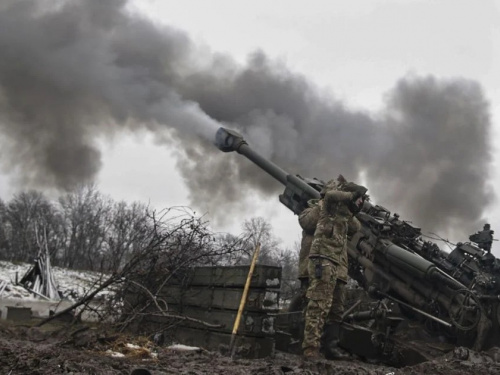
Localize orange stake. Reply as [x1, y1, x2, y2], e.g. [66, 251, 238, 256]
[229, 242, 261, 358]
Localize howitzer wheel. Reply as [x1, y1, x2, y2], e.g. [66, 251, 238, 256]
[449, 289, 483, 331]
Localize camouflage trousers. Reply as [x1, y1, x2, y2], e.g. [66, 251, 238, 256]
[302, 258, 346, 351]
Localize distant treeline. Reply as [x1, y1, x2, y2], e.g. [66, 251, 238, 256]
[0, 185, 299, 298]
[0, 184, 155, 272]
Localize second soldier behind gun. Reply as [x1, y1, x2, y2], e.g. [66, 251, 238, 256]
[302, 179, 367, 360]
[291, 178, 342, 313]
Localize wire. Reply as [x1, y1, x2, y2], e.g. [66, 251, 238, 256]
[422, 232, 456, 250]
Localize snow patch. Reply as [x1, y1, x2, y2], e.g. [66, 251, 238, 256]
[168, 344, 201, 351]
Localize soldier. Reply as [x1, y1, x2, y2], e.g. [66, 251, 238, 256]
[469, 223, 494, 253]
[289, 178, 341, 315]
[302, 179, 367, 360]
[298, 198, 321, 289]
[285, 198, 321, 327]
[297, 178, 343, 288]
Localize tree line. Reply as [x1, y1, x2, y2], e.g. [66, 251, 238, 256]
[0, 184, 150, 272]
[0, 184, 300, 299]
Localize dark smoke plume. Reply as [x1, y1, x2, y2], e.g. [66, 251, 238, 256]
[0, 0, 219, 189]
[0, 0, 494, 239]
[366, 77, 492, 237]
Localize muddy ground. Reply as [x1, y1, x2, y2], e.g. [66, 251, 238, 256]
[1, 320, 500, 375]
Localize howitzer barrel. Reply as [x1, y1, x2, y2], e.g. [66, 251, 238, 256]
[215, 127, 321, 213]
[215, 127, 289, 186]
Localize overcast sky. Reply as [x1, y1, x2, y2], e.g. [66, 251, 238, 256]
[0, 0, 499, 255]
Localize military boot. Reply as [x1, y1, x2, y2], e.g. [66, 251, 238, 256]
[321, 323, 350, 360]
[303, 347, 324, 360]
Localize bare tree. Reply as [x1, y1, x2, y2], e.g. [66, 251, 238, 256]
[241, 217, 300, 301]
[242, 217, 281, 265]
[38, 207, 246, 332]
[3, 191, 60, 262]
[213, 232, 248, 265]
[0, 199, 9, 257]
[100, 200, 150, 272]
[110, 207, 246, 333]
[275, 242, 300, 302]
[58, 184, 111, 270]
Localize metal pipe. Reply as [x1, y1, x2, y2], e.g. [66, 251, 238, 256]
[341, 300, 362, 320]
[349, 245, 428, 307]
[378, 291, 452, 328]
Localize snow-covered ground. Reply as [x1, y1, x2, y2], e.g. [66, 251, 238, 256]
[0, 260, 110, 319]
[0, 260, 204, 358]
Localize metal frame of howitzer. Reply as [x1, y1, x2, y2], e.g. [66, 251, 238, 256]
[215, 127, 500, 357]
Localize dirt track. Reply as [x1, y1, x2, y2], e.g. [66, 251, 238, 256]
[1, 320, 500, 375]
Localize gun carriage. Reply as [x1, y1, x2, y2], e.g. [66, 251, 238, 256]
[215, 127, 500, 363]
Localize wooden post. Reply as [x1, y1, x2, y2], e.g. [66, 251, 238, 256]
[229, 242, 261, 358]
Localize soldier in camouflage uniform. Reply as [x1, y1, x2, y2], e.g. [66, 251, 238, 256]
[297, 179, 341, 287]
[286, 198, 321, 314]
[288, 179, 342, 316]
[302, 180, 367, 360]
[298, 198, 321, 287]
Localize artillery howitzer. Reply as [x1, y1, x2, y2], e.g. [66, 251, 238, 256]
[215, 127, 500, 363]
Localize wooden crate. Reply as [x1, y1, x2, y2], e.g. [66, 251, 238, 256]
[159, 285, 280, 312]
[129, 265, 282, 358]
[180, 265, 281, 289]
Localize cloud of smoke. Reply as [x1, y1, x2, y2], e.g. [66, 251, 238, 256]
[0, 0, 219, 189]
[0, 0, 493, 239]
[366, 76, 492, 238]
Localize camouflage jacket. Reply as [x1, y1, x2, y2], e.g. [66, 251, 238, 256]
[299, 199, 321, 235]
[298, 199, 321, 279]
[309, 188, 359, 282]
